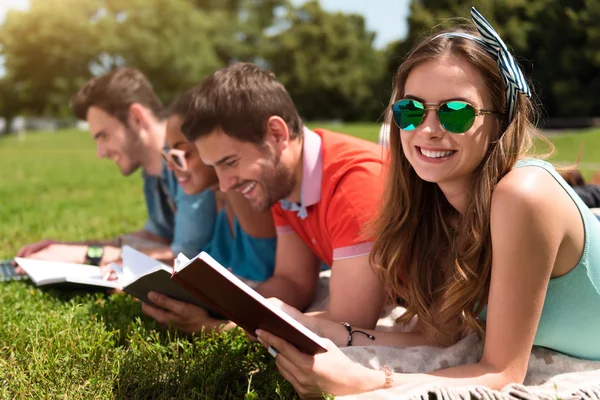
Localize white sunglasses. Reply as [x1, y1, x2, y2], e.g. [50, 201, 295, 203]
[161, 148, 188, 171]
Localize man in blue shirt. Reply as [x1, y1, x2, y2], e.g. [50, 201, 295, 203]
[16, 68, 216, 267]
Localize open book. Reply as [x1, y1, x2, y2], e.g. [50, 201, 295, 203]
[13, 258, 120, 289]
[111, 246, 218, 314]
[13, 247, 212, 313]
[171, 251, 328, 355]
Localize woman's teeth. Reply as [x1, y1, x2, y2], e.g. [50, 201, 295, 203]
[419, 148, 455, 158]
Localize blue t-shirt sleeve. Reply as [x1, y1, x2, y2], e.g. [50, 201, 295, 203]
[170, 189, 217, 258]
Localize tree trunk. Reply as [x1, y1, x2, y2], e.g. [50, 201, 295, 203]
[2, 116, 14, 134]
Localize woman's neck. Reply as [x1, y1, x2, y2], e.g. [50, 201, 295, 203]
[437, 176, 474, 214]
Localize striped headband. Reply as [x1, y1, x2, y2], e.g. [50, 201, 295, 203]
[436, 7, 531, 121]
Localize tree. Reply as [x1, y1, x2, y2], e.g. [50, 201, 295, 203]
[190, 0, 289, 64]
[265, 1, 386, 121]
[389, 0, 600, 118]
[0, 0, 227, 117]
[0, 77, 23, 133]
[94, 0, 225, 103]
[0, 0, 102, 117]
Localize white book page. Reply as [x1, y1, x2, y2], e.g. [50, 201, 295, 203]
[198, 252, 328, 348]
[174, 253, 191, 273]
[120, 246, 171, 286]
[13, 258, 118, 288]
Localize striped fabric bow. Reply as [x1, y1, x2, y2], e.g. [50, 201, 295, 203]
[437, 7, 531, 121]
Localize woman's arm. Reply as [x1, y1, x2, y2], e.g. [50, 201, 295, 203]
[320, 314, 431, 348]
[258, 168, 572, 395]
[270, 297, 433, 348]
[357, 169, 567, 390]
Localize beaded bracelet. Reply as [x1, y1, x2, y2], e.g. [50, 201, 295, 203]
[379, 365, 393, 389]
[340, 322, 375, 346]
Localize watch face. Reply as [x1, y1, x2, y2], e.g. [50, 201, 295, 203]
[86, 246, 104, 266]
[87, 246, 104, 259]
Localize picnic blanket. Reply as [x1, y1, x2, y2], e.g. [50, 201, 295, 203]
[307, 271, 600, 399]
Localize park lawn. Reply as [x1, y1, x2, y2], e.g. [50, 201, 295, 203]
[1, 125, 599, 399]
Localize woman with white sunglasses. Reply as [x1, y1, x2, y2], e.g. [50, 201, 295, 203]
[141, 89, 277, 334]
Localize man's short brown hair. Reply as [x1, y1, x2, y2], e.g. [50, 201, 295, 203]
[181, 62, 303, 144]
[70, 68, 163, 125]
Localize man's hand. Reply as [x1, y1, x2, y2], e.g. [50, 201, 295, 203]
[14, 243, 88, 274]
[141, 291, 234, 334]
[99, 259, 122, 282]
[16, 239, 59, 258]
[99, 246, 122, 267]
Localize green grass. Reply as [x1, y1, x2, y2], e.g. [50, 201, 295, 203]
[0, 129, 294, 399]
[544, 129, 600, 179]
[307, 122, 382, 142]
[1, 125, 599, 399]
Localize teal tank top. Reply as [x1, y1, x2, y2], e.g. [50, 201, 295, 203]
[203, 209, 276, 282]
[481, 159, 600, 360]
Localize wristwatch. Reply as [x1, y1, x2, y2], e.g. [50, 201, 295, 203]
[85, 245, 104, 266]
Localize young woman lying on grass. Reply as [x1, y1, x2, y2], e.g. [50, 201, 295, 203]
[141, 90, 277, 333]
[256, 7, 600, 398]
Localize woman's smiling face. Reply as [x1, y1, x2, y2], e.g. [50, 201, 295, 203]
[400, 55, 498, 187]
[165, 115, 217, 195]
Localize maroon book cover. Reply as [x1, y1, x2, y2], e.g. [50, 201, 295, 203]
[171, 252, 328, 355]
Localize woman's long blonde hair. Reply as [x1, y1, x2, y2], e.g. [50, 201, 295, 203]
[370, 27, 552, 346]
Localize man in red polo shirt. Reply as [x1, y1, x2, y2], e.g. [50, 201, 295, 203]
[182, 62, 386, 329]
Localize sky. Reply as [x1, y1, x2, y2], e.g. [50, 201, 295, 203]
[292, 0, 410, 48]
[0, 0, 29, 23]
[0, 0, 410, 47]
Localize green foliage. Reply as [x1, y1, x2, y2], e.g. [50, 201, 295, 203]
[265, 1, 386, 121]
[388, 0, 600, 118]
[94, 0, 226, 103]
[214, 0, 289, 63]
[0, 78, 22, 132]
[0, 0, 387, 123]
[0, 0, 102, 116]
[0, 0, 228, 111]
[0, 0, 598, 122]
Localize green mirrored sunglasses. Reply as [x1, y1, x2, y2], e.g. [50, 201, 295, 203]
[391, 99, 501, 134]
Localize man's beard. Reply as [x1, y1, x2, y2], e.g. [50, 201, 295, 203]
[251, 150, 296, 212]
[119, 126, 144, 176]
